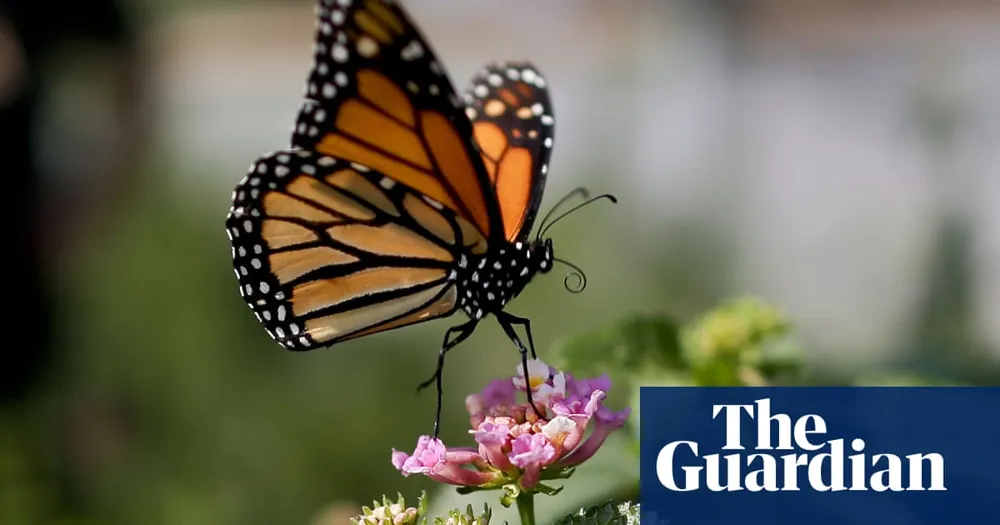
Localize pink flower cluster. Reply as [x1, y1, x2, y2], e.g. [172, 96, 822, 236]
[391, 359, 631, 491]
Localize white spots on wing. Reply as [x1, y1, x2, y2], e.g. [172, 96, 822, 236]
[251, 258, 262, 269]
[350, 162, 370, 172]
[541, 164, 548, 175]
[473, 84, 488, 98]
[465, 107, 477, 120]
[331, 9, 345, 25]
[243, 220, 253, 233]
[493, 261, 502, 270]
[317, 62, 329, 75]
[357, 36, 379, 58]
[429, 60, 442, 75]
[322, 82, 336, 99]
[541, 115, 554, 126]
[256, 163, 267, 174]
[320, 22, 332, 36]
[544, 137, 553, 148]
[277, 305, 287, 321]
[314, 109, 326, 123]
[302, 164, 316, 175]
[506, 68, 520, 80]
[488, 73, 503, 87]
[428, 84, 439, 96]
[275, 165, 290, 177]
[400, 40, 424, 61]
[424, 196, 443, 209]
[276, 154, 290, 164]
[334, 71, 348, 87]
[531, 103, 543, 116]
[521, 69, 537, 84]
[332, 43, 348, 63]
[379, 177, 395, 189]
[520, 267, 529, 276]
[260, 282, 270, 294]
[317, 156, 336, 167]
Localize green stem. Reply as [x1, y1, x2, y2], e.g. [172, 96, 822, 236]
[516, 490, 536, 525]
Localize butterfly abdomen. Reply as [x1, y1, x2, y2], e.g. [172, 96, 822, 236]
[453, 239, 553, 320]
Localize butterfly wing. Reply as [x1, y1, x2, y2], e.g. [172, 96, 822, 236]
[463, 61, 554, 242]
[291, 0, 503, 246]
[225, 149, 487, 350]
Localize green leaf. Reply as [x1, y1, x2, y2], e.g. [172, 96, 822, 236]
[552, 501, 640, 525]
[549, 313, 683, 396]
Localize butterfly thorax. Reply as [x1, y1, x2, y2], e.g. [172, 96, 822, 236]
[453, 239, 553, 320]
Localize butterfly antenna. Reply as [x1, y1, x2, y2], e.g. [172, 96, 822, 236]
[536, 194, 617, 242]
[536, 187, 590, 239]
[552, 257, 588, 293]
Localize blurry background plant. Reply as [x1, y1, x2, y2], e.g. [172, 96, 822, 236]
[3, 0, 1000, 524]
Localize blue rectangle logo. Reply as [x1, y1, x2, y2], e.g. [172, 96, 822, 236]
[639, 387, 1000, 525]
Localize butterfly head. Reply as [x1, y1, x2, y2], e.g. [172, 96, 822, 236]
[530, 189, 618, 294]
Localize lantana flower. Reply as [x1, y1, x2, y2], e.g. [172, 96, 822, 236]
[391, 359, 630, 497]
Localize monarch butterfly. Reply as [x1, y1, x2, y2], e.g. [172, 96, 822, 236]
[225, 0, 613, 436]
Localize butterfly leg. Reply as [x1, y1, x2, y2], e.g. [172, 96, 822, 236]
[495, 312, 547, 421]
[417, 319, 478, 438]
[499, 312, 538, 359]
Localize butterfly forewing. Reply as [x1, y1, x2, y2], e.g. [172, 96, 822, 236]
[464, 61, 555, 242]
[292, 0, 503, 243]
[225, 149, 490, 349]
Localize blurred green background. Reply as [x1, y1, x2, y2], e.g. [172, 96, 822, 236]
[3, 0, 1000, 524]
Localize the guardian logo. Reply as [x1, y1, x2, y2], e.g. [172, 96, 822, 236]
[656, 398, 947, 492]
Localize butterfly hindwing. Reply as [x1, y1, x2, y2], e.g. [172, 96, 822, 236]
[291, 0, 502, 244]
[225, 149, 490, 349]
[464, 61, 554, 242]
